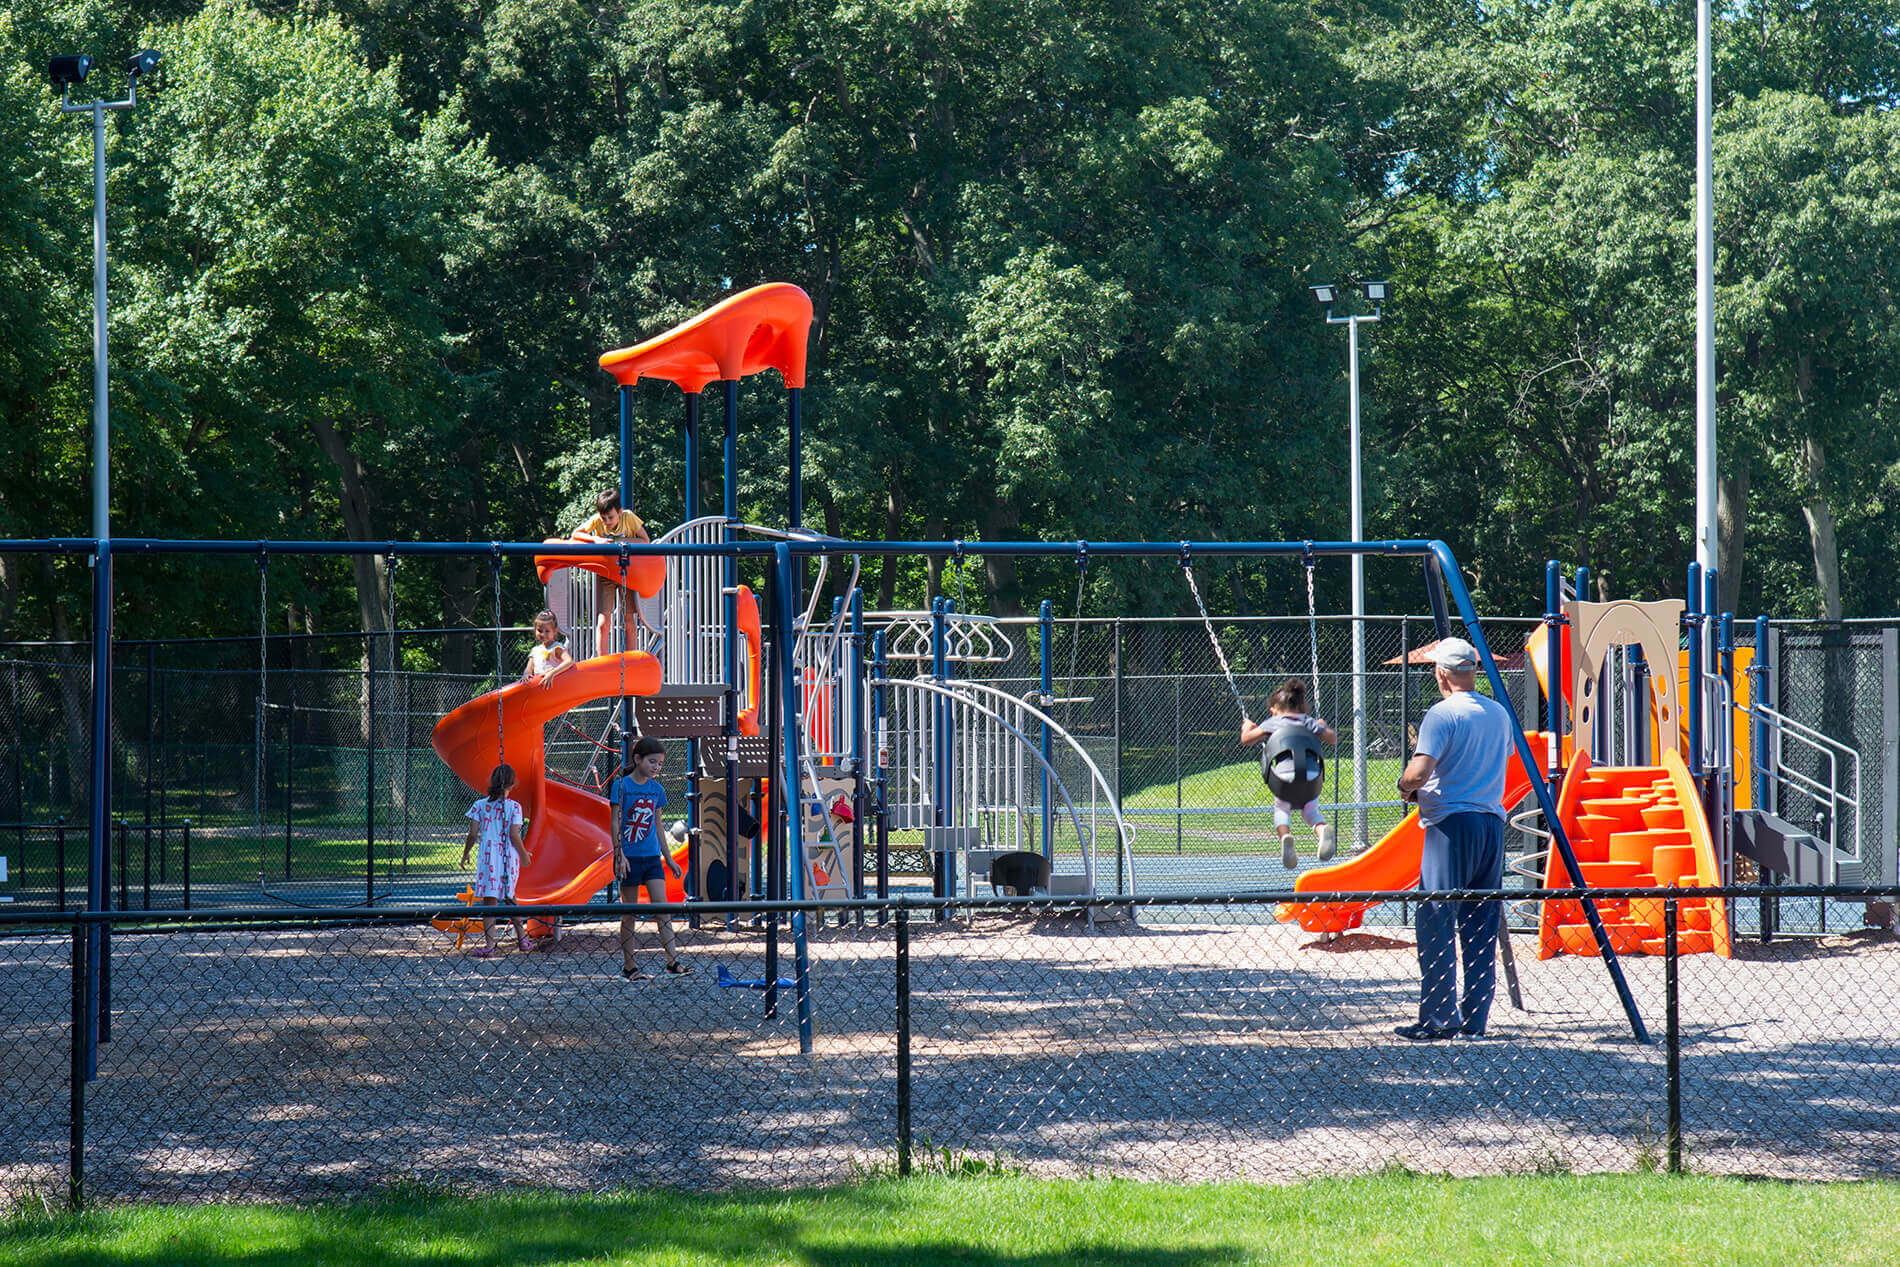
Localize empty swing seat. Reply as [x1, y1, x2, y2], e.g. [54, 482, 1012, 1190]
[989, 851, 1052, 896]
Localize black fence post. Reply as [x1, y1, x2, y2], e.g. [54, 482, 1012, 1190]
[56, 815, 67, 912]
[68, 916, 87, 1209]
[1665, 895, 1682, 1174]
[115, 820, 128, 911]
[896, 902, 912, 1178]
[182, 818, 192, 910]
[284, 682, 294, 880]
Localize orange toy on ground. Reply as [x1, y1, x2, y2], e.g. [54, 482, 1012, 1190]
[432, 650, 694, 913]
[1276, 736, 1543, 934]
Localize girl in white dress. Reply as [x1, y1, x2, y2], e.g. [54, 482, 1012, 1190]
[460, 763, 532, 956]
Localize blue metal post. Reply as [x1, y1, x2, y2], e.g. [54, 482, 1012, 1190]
[722, 379, 738, 523]
[1039, 599, 1054, 859]
[930, 597, 951, 904]
[850, 588, 867, 904]
[617, 385, 633, 512]
[1430, 542, 1650, 1044]
[683, 392, 701, 521]
[1544, 560, 1562, 770]
[872, 629, 890, 902]
[771, 543, 814, 1052]
[1686, 563, 1704, 776]
[1752, 614, 1771, 811]
[788, 388, 803, 531]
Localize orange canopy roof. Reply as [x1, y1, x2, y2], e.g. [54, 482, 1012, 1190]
[598, 283, 813, 393]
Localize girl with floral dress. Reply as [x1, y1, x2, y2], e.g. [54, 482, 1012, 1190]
[460, 763, 532, 956]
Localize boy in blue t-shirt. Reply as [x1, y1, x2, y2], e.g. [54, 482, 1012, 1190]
[610, 736, 689, 979]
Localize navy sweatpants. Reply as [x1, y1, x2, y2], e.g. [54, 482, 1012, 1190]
[1415, 810, 1505, 1033]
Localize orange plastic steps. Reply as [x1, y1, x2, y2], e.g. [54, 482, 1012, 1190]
[1580, 797, 1651, 832]
[1640, 804, 1686, 829]
[1608, 829, 1693, 866]
[1642, 931, 1714, 955]
[1650, 844, 1699, 886]
[1558, 922, 1648, 956]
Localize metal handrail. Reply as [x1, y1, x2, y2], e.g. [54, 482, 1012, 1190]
[872, 611, 1016, 664]
[939, 676, 1138, 894]
[1735, 694, 1862, 880]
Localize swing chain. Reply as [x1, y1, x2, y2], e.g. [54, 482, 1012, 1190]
[1181, 553, 1249, 724]
[490, 546, 506, 764]
[1305, 555, 1321, 705]
[952, 539, 966, 613]
[1061, 544, 1089, 716]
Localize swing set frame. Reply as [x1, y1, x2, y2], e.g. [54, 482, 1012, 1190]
[25, 530, 1652, 1046]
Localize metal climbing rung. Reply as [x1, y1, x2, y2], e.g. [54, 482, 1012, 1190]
[631, 685, 729, 737]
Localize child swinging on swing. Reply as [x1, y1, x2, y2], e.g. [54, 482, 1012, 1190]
[1241, 678, 1338, 872]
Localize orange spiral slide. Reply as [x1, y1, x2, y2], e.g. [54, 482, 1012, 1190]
[431, 651, 693, 905]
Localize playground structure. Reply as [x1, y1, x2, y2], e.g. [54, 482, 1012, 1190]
[1278, 566, 1867, 961]
[1, 281, 1881, 1063]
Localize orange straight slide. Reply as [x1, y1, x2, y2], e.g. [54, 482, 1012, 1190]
[1276, 735, 1545, 934]
[431, 651, 692, 906]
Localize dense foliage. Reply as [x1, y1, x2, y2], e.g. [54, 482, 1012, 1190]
[2, 0, 1896, 647]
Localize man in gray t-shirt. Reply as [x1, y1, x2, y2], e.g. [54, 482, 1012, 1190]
[1394, 637, 1518, 1041]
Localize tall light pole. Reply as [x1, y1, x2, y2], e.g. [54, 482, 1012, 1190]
[53, 46, 159, 1088]
[1694, 0, 1717, 577]
[1312, 280, 1389, 846]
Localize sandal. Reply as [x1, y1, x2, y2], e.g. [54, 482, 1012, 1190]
[518, 936, 536, 952]
[468, 947, 496, 959]
[622, 966, 650, 981]
[665, 960, 693, 976]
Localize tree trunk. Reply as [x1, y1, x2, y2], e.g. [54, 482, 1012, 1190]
[1798, 434, 1842, 620]
[877, 486, 904, 610]
[977, 495, 1023, 618]
[441, 439, 486, 677]
[1718, 465, 1748, 616]
[0, 553, 18, 634]
[307, 415, 390, 635]
[924, 514, 945, 603]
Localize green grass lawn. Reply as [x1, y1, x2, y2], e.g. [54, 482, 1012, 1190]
[5, 1172, 1897, 1266]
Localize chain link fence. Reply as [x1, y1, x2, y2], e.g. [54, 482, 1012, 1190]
[5, 889, 1900, 1208]
[4, 617, 1895, 936]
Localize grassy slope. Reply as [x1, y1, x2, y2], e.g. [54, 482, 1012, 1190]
[5, 1173, 1898, 1266]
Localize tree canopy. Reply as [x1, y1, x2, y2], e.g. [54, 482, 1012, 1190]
[3, 0, 1896, 647]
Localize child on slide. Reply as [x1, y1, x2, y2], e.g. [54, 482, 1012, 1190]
[567, 489, 649, 655]
[460, 763, 534, 956]
[1240, 678, 1338, 872]
[521, 609, 574, 685]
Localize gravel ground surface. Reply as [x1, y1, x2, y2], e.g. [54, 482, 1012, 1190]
[4, 911, 1898, 1206]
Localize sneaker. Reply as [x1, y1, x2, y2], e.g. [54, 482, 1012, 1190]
[1393, 1022, 1459, 1042]
[1317, 824, 1337, 862]
[1281, 834, 1298, 872]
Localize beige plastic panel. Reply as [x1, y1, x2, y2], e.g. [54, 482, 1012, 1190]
[1567, 599, 1685, 763]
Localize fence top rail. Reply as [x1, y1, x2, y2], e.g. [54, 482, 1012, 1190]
[1, 884, 1894, 929]
[1, 535, 1461, 561]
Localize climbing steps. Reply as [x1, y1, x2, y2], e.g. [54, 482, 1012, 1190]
[1538, 748, 1730, 959]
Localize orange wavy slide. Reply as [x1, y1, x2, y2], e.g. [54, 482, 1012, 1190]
[1276, 736, 1544, 934]
[431, 650, 693, 906]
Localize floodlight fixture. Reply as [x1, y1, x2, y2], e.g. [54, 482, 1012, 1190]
[1363, 280, 1389, 304]
[48, 54, 93, 90]
[1310, 283, 1337, 307]
[125, 49, 161, 79]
